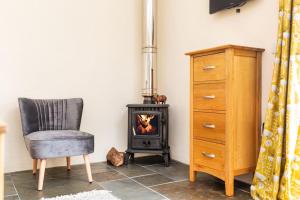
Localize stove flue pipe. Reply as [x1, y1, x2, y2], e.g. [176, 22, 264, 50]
[142, 0, 157, 104]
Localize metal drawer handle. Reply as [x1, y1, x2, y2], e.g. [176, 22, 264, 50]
[203, 123, 216, 129]
[202, 95, 215, 99]
[202, 152, 216, 159]
[202, 66, 216, 70]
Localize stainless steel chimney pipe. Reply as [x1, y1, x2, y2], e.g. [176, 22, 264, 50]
[142, 0, 157, 103]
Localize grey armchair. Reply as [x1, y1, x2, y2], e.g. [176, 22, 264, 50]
[18, 98, 94, 191]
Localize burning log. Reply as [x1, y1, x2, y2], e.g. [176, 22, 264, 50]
[137, 115, 156, 134]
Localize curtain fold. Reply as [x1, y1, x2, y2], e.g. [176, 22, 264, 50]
[251, 0, 300, 199]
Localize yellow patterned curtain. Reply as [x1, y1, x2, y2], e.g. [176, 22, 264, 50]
[251, 0, 300, 199]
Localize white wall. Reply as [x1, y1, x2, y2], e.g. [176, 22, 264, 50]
[0, 0, 142, 172]
[157, 0, 278, 164]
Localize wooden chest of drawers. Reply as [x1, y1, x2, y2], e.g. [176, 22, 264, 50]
[186, 45, 264, 196]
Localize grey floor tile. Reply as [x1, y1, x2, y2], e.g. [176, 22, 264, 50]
[50, 170, 125, 183]
[48, 168, 97, 182]
[4, 175, 17, 196]
[10, 170, 54, 186]
[100, 178, 165, 200]
[74, 162, 113, 173]
[47, 162, 112, 176]
[112, 164, 154, 177]
[144, 161, 189, 181]
[93, 171, 126, 183]
[48, 171, 88, 182]
[235, 173, 253, 184]
[133, 174, 174, 187]
[4, 195, 20, 200]
[235, 182, 251, 194]
[151, 179, 251, 200]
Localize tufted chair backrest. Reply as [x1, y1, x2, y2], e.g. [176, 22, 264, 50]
[18, 98, 83, 135]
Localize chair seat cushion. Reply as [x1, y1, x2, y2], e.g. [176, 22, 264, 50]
[24, 130, 94, 159]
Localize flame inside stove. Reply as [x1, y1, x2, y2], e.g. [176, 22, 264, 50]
[136, 114, 157, 134]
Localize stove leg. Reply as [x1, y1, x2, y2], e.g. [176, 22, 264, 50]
[163, 153, 170, 167]
[130, 153, 135, 162]
[124, 152, 130, 165]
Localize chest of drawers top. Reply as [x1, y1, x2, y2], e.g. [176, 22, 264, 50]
[185, 44, 264, 56]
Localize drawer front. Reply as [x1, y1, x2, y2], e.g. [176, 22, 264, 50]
[194, 53, 225, 82]
[193, 112, 225, 143]
[132, 138, 161, 150]
[193, 140, 225, 171]
[193, 82, 225, 111]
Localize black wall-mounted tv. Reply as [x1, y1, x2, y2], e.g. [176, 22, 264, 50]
[210, 0, 248, 14]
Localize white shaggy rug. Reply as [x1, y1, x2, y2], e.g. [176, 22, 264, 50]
[41, 190, 120, 200]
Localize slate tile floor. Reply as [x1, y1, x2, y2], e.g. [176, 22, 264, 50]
[4, 156, 252, 200]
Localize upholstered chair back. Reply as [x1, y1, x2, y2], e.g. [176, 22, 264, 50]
[18, 98, 83, 135]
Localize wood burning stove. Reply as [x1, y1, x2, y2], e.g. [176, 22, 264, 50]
[125, 104, 170, 166]
[125, 0, 170, 167]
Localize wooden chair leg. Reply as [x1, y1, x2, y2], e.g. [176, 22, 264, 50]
[38, 159, 46, 191]
[37, 159, 40, 170]
[83, 155, 93, 183]
[66, 157, 71, 171]
[33, 159, 38, 175]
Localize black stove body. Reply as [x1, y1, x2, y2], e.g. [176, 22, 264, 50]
[125, 104, 170, 166]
